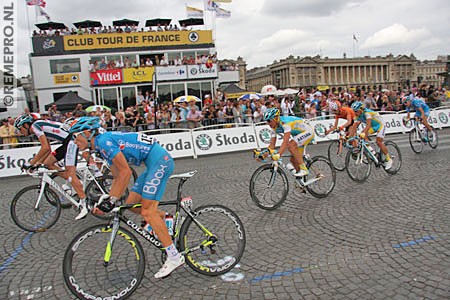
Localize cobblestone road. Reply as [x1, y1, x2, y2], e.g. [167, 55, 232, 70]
[0, 130, 449, 299]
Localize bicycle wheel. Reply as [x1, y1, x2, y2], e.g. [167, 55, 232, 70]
[10, 185, 61, 232]
[179, 204, 246, 276]
[427, 127, 438, 149]
[345, 149, 371, 182]
[63, 224, 145, 300]
[384, 141, 402, 175]
[104, 166, 138, 185]
[409, 128, 423, 154]
[327, 140, 346, 171]
[305, 156, 336, 198]
[249, 164, 289, 210]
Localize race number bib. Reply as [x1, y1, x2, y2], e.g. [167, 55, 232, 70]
[137, 133, 156, 144]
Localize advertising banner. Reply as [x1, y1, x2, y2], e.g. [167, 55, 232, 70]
[192, 126, 259, 156]
[63, 31, 213, 51]
[153, 131, 194, 158]
[187, 64, 218, 79]
[123, 67, 154, 83]
[155, 66, 187, 81]
[90, 69, 122, 86]
[53, 73, 80, 85]
[32, 36, 64, 55]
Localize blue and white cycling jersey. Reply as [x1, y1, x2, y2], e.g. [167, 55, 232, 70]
[406, 98, 430, 117]
[95, 131, 164, 166]
[95, 131, 174, 201]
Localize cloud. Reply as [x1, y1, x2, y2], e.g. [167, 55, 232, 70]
[361, 24, 429, 49]
[261, 0, 365, 17]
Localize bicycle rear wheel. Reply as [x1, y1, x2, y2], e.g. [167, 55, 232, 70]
[345, 150, 371, 182]
[427, 127, 438, 149]
[179, 205, 245, 276]
[409, 128, 423, 154]
[49, 173, 79, 209]
[63, 224, 145, 300]
[305, 156, 336, 198]
[327, 140, 346, 171]
[249, 164, 289, 210]
[10, 185, 61, 232]
[384, 141, 402, 175]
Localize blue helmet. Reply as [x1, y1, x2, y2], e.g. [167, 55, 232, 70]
[14, 114, 36, 129]
[351, 101, 364, 112]
[263, 108, 280, 121]
[69, 117, 101, 133]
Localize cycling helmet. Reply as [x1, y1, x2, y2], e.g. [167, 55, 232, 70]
[69, 117, 101, 133]
[402, 96, 411, 103]
[14, 114, 36, 130]
[351, 101, 364, 111]
[263, 108, 280, 121]
[329, 101, 341, 111]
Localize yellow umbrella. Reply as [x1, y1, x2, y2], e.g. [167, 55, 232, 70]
[173, 95, 201, 103]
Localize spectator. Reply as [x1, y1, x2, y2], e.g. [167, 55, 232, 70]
[145, 58, 153, 67]
[186, 106, 202, 129]
[160, 56, 169, 66]
[88, 60, 95, 72]
[72, 103, 86, 117]
[171, 108, 185, 128]
[103, 109, 116, 129]
[204, 94, 212, 106]
[0, 118, 18, 149]
[99, 58, 107, 70]
[116, 59, 124, 68]
[253, 106, 263, 123]
[157, 105, 171, 130]
[131, 59, 139, 68]
[48, 104, 62, 122]
[144, 108, 155, 130]
[173, 56, 182, 66]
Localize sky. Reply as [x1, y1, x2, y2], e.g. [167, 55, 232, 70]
[13, 0, 450, 77]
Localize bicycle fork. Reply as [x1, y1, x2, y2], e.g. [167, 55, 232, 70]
[103, 216, 120, 266]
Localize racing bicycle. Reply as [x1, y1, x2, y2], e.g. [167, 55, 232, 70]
[10, 165, 113, 232]
[63, 170, 246, 300]
[249, 152, 336, 210]
[406, 117, 438, 153]
[325, 130, 355, 171]
[345, 136, 402, 182]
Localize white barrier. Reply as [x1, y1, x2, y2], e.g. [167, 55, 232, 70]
[1, 109, 449, 178]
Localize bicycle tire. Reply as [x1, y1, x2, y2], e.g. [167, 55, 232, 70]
[305, 156, 336, 198]
[63, 224, 145, 300]
[409, 128, 423, 154]
[179, 204, 246, 276]
[104, 166, 138, 184]
[10, 185, 61, 232]
[384, 141, 402, 175]
[84, 175, 117, 220]
[427, 127, 438, 149]
[327, 140, 346, 171]
[345, 149, 371, 182]
[249, 164, 289, 210]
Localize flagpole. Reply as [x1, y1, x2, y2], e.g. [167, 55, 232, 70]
[25, 5, 33, 49]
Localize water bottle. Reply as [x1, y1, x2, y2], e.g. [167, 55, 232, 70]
[367, 145, 376, 156]
[141, 213, 174, 237]
[286, 163, 296, 174]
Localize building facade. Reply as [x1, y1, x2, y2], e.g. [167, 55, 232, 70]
[245, 54, 444, 93]
[416, 59, 447, 88]
[30, 29, 219, 111]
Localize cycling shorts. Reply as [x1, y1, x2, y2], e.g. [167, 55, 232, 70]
[52, 136, 78, 166]
[414, 110, 430, 119]
[368, 125, 386, 139]
[290, 126, 315, 148]
[132, 153, 174, 201]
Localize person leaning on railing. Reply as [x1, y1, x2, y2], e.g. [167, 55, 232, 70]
[0, 118, 19, 149]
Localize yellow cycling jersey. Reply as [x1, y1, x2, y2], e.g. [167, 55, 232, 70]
[271, 116, 310, 137]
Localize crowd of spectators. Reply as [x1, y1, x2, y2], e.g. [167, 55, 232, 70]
[1, 84, 447, 149]
[32, 23, 194, 37]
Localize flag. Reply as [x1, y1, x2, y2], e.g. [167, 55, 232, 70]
[215, 7, 231, 18]
[353, 34, 358, 42]
[213, 0, 232, 2]
[26, 0, 46, 7]
[186, 6, 204, 18]
[36, 6, 50, 21]
[204, 0, 219, 11]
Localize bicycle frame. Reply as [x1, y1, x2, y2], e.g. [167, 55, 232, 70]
[347, 136, 382, 167]
[271, 158, 322, 188]
[102, 171, 217, 265]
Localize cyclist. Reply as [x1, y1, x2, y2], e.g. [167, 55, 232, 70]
[325, 100, 355, 136]
[70, 117, 184, 279]
[260, 107, 314, 177]
[403, 95, 434, 141]
[14, 114, 89, 219]
[350, 101, 393, 170]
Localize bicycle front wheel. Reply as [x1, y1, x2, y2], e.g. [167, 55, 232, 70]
[327, 140, 346, 171]
[384, 141, 402, 175]
[179, 205, 246, 276]
[10, 185, 61, 232]
[427, 127, 438, 149]
[63, 224, 145, 300]
[345, 150, 371, 182]
[409, 128, 423, 154]
[305, 156, 336, 198]
[249, 164, 289, 210]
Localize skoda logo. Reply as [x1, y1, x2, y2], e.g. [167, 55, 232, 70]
[190, 68, 198, 75]
[188, 32, 199, 43]
[71, 75, 79, 82]
[314, 123, 326, 137]
[259, 128, 272, 144]
[438, 112, 448, 124]
[196, 134, 212, 151]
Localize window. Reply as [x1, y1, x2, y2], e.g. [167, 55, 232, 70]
[50, 58, 81, 74]
[158, 84, 171, 103]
